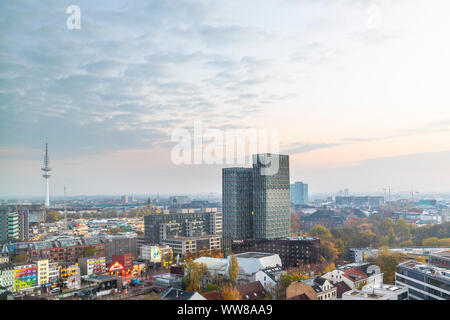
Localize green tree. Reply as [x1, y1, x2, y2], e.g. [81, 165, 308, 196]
[308, 225, 333, 241]
[202, 283, 220, 293]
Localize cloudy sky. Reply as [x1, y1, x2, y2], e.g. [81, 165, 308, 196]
[1, 0, 450, 198]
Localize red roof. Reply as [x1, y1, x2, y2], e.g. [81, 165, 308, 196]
[342, 268, 368, 282]
[202, 290, 223, 300]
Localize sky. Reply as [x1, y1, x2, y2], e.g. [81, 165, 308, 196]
[1, 0, 450, 198]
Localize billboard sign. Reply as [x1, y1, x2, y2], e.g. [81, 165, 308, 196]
[150, 246, 161, 262]
[108, 261, 124, 272]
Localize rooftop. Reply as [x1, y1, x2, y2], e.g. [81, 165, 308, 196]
[235, 252, 274, 259]
[399, 261, 450, 280]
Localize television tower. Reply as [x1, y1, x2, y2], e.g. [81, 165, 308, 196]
[41, 138, 52, 207]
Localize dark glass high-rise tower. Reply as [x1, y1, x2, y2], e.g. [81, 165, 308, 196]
[252, 154, 290, 239]
[222, 153, 290, 246]
[222, 167, 253, 250]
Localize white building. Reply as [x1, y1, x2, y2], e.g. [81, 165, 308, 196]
[342, 283, 408, 300]
[322, 263, 383, 289]
[194, 252, 282, 285]
[36, 259, 49, 285]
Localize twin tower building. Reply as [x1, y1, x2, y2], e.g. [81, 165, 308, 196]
[222, 153, 290, 249]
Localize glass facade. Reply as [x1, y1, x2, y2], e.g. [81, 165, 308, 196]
[252, 154, 290, 239]
[222, 167, 253, 249]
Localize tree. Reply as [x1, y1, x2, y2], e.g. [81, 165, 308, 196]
[221, 283, 241, 300]
[438, 238, 450, 246]
[228, 254, 239, 284]
[422, 237, 439, 247]
[373, 248, 408, 284]
[12, 253, 28, 263]
[45, 211, 60, 223]
[394, 219, 411, 242]
[320, 240, 339, 262]
[184, 262, 209, 292]
[308, 225, 333, 241]
[202, 283, 220, 293]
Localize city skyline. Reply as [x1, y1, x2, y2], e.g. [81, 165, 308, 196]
[2, 0, 450, 197]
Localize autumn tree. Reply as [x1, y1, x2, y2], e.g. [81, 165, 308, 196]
[394, 219, 411, 242]
[438, 238, 450, 246]
[221, 283, 241, 300]
[45, 211, 60, 223]
[184, 262, 209, 292]
[422, 237, 439, 247]
[228, 254, 240, 284]
[373, 248, 408, 284]
[320, 240, 339, 262]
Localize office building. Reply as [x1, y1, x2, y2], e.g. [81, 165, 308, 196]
[395, 261, 450, 300]
[290, 181, 308, 205]
[231, 237, 320, 267]
[252, 153, 290, 239]
[222, 167, 253, 249]
[103, 233, 138, 259]
[300, 209, 346, 232]
[161, 235, 222, 255]
[144, 209, 222, 244]
[0, 211, 19, 243]
[222, 153, 290, 245]
[335, 196, 384, 208]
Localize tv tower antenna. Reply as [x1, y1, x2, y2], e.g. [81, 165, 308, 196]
[41, 138, 52, 207]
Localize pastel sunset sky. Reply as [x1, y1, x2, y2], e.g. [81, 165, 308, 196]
[1, 0, 450, 197]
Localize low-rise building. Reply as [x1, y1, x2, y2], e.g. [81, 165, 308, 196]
[14, 263, 38, 292]
[286, 277, 337, 300]
[78, 257, 106, 276]
[322, 263, 383, 289]
[0, 264, 15, 292]
[429, 250, 450, 269]
[141, 245, 172, 262]
[195, 252, 282, 285]
[342, 283, 408, 300]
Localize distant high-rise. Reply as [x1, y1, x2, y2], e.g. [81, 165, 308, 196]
[222, 153, 291, 244]
[41, 138, 52, 207]
[290, 181, 309, 205]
